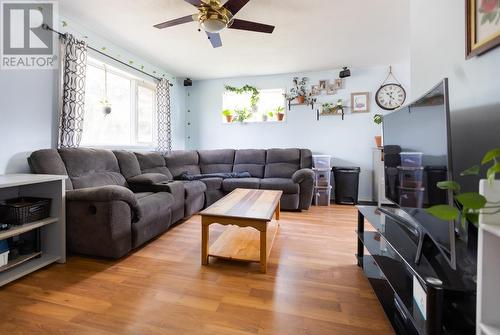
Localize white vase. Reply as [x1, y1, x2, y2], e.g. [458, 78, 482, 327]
[479, 179, 500, 225]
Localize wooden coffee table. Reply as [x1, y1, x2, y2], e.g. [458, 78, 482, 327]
[200, 188, 282, 273]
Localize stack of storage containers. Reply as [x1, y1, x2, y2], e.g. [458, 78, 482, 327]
[398, 152, 425, 208]
[312, 155, 332, 206]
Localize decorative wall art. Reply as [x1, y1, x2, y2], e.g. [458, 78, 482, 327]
[466, 0, 500, 57]
[351, 92, 370, 113]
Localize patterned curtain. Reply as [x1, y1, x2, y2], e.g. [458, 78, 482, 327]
[58, 34, 87, 148]
[156, 78, 172, 153]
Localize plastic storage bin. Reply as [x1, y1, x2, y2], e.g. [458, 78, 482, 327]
[398, 166, 424, 188]
[426, 166, 448, 206]
[312, 155, 332, 169]
[398, 187, 425, 208]
[399, 152, 423, 167]
[314, 169, 332, 187]
[333, 167, 360, 205]
[0, 251, 9, 267]
[315, 187, 332, 206]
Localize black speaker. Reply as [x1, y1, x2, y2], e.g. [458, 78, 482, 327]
[183, 78, 193, 87]
[339, 67, 351, 78]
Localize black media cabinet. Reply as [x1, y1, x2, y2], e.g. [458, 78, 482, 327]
[356, 206, 476, 335]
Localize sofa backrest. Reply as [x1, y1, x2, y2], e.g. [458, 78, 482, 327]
[300, 149, 313, 170]
[59, 148, 127, 189]
[113, 150, 142, 179]
[198, 149, 235, 174]
[164, 150, 201, 178]
[134, 152, 173, 180]
[233, 149, 266, 178]
[264, 148, 302, 179]
[28, 149, 74, 190]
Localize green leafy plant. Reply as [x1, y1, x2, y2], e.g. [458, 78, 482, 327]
[426, 148, 500, 227]
[322, 102, 334, 109]
[267, 111, 274, 118]
[234, 108, 251, 122]
[275, 106, 285, 114]
[225, 85, 260, 107]
[221, 109, 233, 117]
[374, 114, 383, 125]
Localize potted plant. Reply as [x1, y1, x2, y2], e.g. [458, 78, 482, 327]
[222, 109, 234, 123]
[275, 106, 285, 121]
[427, 148, 500, 230]
[267, 111, 275, 121]
[234, 108, 251, 123]
[373, 114, 383, 147]
[288, 77, 308, 104]
[322, 102, 334, 113]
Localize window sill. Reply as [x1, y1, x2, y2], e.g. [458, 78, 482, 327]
[80, 144, 156, 151]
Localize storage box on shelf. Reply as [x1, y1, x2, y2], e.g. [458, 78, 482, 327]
[312, 155, 333, 206]
[0, 174, 66, 286]
[397, 152, 425, 208]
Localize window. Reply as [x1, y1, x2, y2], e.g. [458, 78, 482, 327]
[81, 57, 156, 147]
[222, 88, 285, 123]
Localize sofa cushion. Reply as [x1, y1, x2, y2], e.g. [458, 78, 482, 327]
[200, 177, 223, 191]
[264, 148, 301, 178]
[113, 150, 142, 179]
[199, 149, 235, 174]
[165, 150, 201, 178]
[134, 192, 155, 200]
[135, 152, 173, 180]
[28, 149, 74, 190]
[59, 148, 127, 189]
[260, 178, 300, 194]
[222, 178, 261, 192]
[182, 180, 207, 199]
[232, 149, 266, 178]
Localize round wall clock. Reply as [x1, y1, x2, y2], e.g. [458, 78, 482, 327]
[375, 83, 406, 111]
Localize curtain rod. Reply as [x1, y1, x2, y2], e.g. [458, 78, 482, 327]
[42, 24, 173, 86]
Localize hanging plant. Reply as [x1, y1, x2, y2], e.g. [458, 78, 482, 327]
[224, 85, 260, 108]
[99, 64, 112, 116]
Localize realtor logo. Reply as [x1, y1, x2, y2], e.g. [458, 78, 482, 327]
[1, 0, 58, 69]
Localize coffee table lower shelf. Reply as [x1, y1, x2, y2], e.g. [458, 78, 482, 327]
[208, 219, 279, 263]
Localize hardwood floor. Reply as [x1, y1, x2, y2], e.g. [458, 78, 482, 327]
[0, 205, 394, 335]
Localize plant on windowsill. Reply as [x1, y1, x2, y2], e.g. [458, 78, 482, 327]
[275, 106, 285, 121]
[373, 114, 383, 147]
[267, 111, 275, 121]
[222, 109, 234, 123]
[426, 148, 500, 228]
[234, 108, 252, 123]
[224, 85, 260, 110]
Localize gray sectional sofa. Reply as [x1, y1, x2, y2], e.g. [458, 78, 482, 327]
[28, 148, 314, 259]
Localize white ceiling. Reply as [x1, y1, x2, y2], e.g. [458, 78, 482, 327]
[59, 0, 410, 80]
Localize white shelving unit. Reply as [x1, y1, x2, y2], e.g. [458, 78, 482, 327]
[372, 148, 391, 206]
[0, 174, 66, 287]
[477, 180, 500, 335]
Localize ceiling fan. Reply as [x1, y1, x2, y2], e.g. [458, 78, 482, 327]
[154, 0, 275, 48]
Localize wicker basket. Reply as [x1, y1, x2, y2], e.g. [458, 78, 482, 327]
[2, 197, 51, 225]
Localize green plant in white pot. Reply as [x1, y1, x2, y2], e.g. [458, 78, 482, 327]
[427, 148, 500, 227]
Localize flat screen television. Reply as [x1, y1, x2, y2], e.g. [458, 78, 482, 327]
[381, 78, 457, 269]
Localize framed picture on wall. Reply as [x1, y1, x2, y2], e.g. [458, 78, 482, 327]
[326, 84, 337, 95]
[351, 92, 370, 113]
[466, 0, 500, 58]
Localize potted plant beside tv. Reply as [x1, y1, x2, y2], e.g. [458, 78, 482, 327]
[373, 114, 383, 147]
[222, 109, 234, 123]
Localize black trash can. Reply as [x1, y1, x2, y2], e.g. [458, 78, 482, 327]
[332, 167, 361, 205]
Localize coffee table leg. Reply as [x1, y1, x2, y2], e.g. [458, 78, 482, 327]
[275, 202, 280, 220]
[201, 220, 209, 265]
[260, 227, 267, 273]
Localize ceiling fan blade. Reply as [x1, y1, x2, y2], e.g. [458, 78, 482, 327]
[223, 0, 250, 15]
[229, 19, 275, 33]
[184, 0, 202, 6]
[206, 32, 222, 48]
[154, 15, 195, 29]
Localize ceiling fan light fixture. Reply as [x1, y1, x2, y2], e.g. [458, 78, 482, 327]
[201, 18, 227, 33]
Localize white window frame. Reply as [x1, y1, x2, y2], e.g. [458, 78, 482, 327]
[81, 57, 157, 150]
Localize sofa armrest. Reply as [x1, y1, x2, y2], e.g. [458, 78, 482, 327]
[67, 185, 141, 220]
[292, 168, 315, 210]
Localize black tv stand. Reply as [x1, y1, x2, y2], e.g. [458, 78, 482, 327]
[356, 206, 476, 335]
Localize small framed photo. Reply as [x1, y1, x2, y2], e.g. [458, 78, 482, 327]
[319, 80, 328, 90]
[351, 92, 370, 113]
[326, 84, 337, 95]
[311, 85, 321, 96]
[334, 79, 344, 90]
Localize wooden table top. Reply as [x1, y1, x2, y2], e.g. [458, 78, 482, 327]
[200, 188, 282, 221]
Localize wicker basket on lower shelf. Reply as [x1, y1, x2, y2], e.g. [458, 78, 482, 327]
[1, 197, 51, 225]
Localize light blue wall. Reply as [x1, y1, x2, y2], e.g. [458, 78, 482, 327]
[0, 15, 185, 174]
[186, 63, 411, 201]
[410, 0, 500, 190]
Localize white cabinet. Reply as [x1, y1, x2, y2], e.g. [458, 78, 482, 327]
[477, 180, 500, 335]
[0, 174, 66, 286]
[372, 148, 391, 206]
